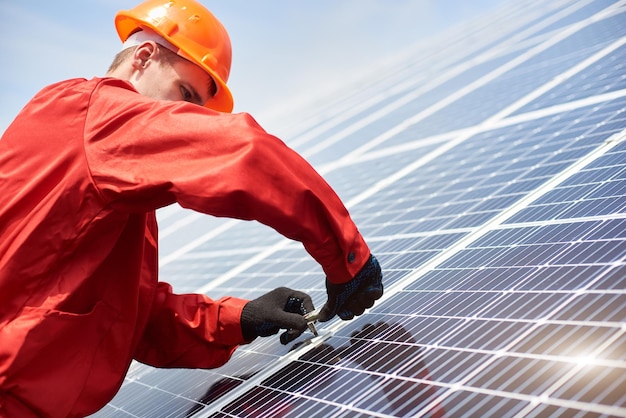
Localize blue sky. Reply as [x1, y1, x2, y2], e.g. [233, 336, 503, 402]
[0, 1, 505, 132]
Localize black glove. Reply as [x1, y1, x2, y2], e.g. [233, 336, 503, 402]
[241, 287, 314, 344]
[318, 254, 383, 322]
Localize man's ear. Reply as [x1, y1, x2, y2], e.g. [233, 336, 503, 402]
[131, 41, 158, 70]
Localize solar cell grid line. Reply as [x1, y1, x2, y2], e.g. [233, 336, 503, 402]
[379, 26, 626, 150]
[490, 35, 626, 121]
[283, 36, 493, 151]
[153, 1, 624, 292]
[510, 323, 621, 359]
[258, 354, 437, 418]
[151, 41, 530, 278]
[156, 0, 616, 280]
[511, 333, 626, 417]
[92, 1, 624, 416]
[344, 105, 625, 243]
[146, 125, 482, 296]
[140, 95, 624, 414]
[205, 316, 616, 414]
[159, 211, 204, 238]
[324, 48, 564, 164]
[454, 0, 583, 68]
[438, 235, 624, 306]
[297, 37, 539, 164]
[283, 60, 460, 155]
[204, 103, 624, 358]
[519, 0, 623, 39]
[460, 0, 570, 44]
[282, 0, 564, 154]
[158, 202, 294, 260]
[188, 220, 289, 254]
[188, 132, 624, 416]
[507, 134, 626, 224]
[346, 2, 625, 158]
[404, 236, 626, 414]
[158, 219, 241, 268]
[282, 55, 480, 156]
[275, 1, 513, 150]
[298, 130, 620, 396]
[408, 326, 624, 413]
[302, 49, 539, 167]
[514, 42, 626, 114]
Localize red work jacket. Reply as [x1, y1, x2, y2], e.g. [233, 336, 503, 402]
[0, 78, 370, 417]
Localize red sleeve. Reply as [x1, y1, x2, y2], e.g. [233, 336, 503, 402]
[134, 282, 249, 368]
[84, 78, 370, 283]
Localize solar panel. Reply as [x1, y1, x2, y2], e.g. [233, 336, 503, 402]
[92, 0, 626, 416]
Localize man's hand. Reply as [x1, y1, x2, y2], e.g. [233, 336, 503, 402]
[241, 287, 314, 344]
[318, 254, 383, 322]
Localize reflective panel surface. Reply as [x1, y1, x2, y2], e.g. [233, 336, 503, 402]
[94, 1, 626, 417]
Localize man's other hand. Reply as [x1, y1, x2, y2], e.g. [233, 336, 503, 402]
[318, 254, 383, 322]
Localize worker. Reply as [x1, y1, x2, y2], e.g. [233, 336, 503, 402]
[0, 0, 383, 417]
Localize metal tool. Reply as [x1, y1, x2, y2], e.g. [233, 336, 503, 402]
[304, 308, 321, 337]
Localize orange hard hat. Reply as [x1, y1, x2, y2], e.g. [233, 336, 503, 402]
[115, 0, 234, 112]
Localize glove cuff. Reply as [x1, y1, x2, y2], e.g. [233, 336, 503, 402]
[240, 303, 258, 342]
[208, 296, 250, 346]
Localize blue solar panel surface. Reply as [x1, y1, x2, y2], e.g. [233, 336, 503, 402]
[93, 1, 626, 417]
